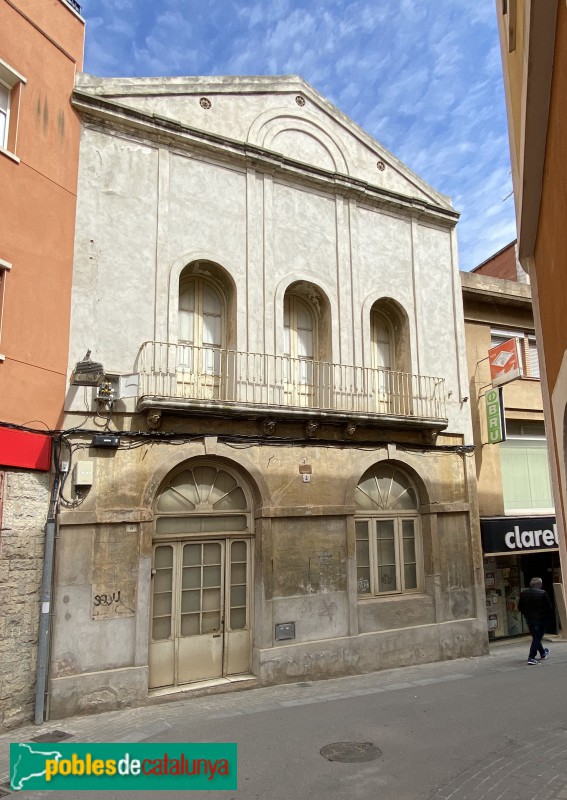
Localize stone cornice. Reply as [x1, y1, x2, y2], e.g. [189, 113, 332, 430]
[460, 270, 533, 310]
[72, 89, 460, 229]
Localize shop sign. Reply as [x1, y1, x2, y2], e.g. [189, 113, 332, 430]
[485, 387, 506, 444]
[481, 516, 558, 553]
[488, 337, 523, 387]
[0, 427, 51, 471]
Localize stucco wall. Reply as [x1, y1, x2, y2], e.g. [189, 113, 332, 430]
[534, 0, 567, 584]
[462, 273, 546, 518]
[50, 79, 486, 720]
[47, 429, 486, 718]
[535, 2, 567, 391]
[75, 74, 447, 205]
[0, 0, 83, 427]
[67, 117, 470, 436]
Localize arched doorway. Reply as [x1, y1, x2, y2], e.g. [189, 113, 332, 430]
[149, 461, 254, 690]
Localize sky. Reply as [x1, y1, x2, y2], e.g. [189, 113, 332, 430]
[81, 0, 518, 272]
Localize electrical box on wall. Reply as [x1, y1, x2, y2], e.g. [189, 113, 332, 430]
[73, 460, 94, 487]
[102, 373, 140, 400]
[275, 622, 296, 641]
[91, 434, 121, 448]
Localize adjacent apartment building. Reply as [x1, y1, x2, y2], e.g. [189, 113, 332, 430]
[0, 0, 84, 728]
[44, 74, 488, 720]
[462, 241, 562, 642]
[495, 0, 567, 612]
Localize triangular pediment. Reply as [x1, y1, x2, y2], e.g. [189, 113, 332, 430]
[75, 73, 455, 212]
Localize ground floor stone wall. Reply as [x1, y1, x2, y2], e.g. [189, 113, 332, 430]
[0, 469, 49, 730]
[46, 427, 488, 720]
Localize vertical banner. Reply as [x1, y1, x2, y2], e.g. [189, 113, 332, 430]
[485, 387, 506, 444]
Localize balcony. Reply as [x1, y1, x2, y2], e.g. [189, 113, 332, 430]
[137, 342, 447, 429]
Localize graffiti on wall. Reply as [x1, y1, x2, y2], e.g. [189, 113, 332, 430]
[91, 581, 136, 619]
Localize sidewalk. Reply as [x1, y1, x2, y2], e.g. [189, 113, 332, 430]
[1, 638, 566, 798]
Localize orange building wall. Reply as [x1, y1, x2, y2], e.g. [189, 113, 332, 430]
[534, 0, 567, 393]
[0, 0, 84, 428]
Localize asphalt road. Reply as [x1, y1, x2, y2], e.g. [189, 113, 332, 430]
[3, 638, 567, 799]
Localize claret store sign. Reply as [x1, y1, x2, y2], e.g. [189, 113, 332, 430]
[481, 516, 558, 554]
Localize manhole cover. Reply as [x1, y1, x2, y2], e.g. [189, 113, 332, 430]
[320, 742, 381, 763]
[30, 730, 73, 743]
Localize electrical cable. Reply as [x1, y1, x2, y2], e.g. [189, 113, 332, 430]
[0, 418, 475, 456]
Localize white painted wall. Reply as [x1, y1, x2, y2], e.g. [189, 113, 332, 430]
[68, 77, 470, 437]
[76, 74, 448, 206]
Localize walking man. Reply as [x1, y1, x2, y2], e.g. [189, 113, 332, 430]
[519, 577, 553, 665]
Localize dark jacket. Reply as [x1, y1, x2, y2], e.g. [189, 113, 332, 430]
[518, 587, 553, 621]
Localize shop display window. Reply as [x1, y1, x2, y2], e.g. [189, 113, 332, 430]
[484, 552, 560, 638]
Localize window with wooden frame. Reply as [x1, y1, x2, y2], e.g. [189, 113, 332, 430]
[178, 276, 224, 375]
[371, 310, 393, 371]
[0, 259, 12, 362]
[284, 294, 315, 371]
[0, 81, 9, 149]
[283, 293, 316, 404]
[0, 59, 26, 158]
[355, 463, 422, 597]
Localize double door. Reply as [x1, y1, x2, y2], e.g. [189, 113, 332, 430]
[149, 538, 251, 690]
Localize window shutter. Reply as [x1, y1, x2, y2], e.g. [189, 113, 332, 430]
[528, 337, 540, 378]
[500, 430, 553, 512]
[0, 83, 9, 111]
[0, 82, 9, 147]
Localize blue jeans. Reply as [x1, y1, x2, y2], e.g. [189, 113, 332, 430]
[527, 619, 546, 660]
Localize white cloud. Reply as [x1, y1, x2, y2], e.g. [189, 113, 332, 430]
[81, 0, 516, 270]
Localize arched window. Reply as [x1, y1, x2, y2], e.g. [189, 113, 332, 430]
[354, 463, 421, 596]
[283, 293, 316, 404]
[369, 299, 411, 413]
[155, 463, 251, 532]
[284, 294, 315, 364]
[371, 311, 393, 371]
[369, 298, 411, 374]
[179, 276, 223, 375]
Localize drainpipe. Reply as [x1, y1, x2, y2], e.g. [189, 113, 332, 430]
[34, 440, 62, 725]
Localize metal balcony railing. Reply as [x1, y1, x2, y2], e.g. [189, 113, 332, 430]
[138, 342, 447, 420]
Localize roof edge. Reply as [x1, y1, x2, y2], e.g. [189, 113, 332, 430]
[74, 72, 456, 214]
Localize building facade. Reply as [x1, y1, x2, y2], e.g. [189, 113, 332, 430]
[495, 0, 567, 618]
[47, 74, 487, 719]
[462, 243, 562, 642]
[0, 0, 84, 728]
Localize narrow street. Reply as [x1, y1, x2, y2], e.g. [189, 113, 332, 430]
[2, 638, 567, 799]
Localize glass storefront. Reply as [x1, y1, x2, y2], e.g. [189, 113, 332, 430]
[483, 550, 560, 640]
[481, 515, 561, 640]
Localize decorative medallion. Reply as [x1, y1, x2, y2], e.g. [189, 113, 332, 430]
[377, 160, 386, 171]
[199, 97, 212, 109]
[295, 95, 306, 107]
